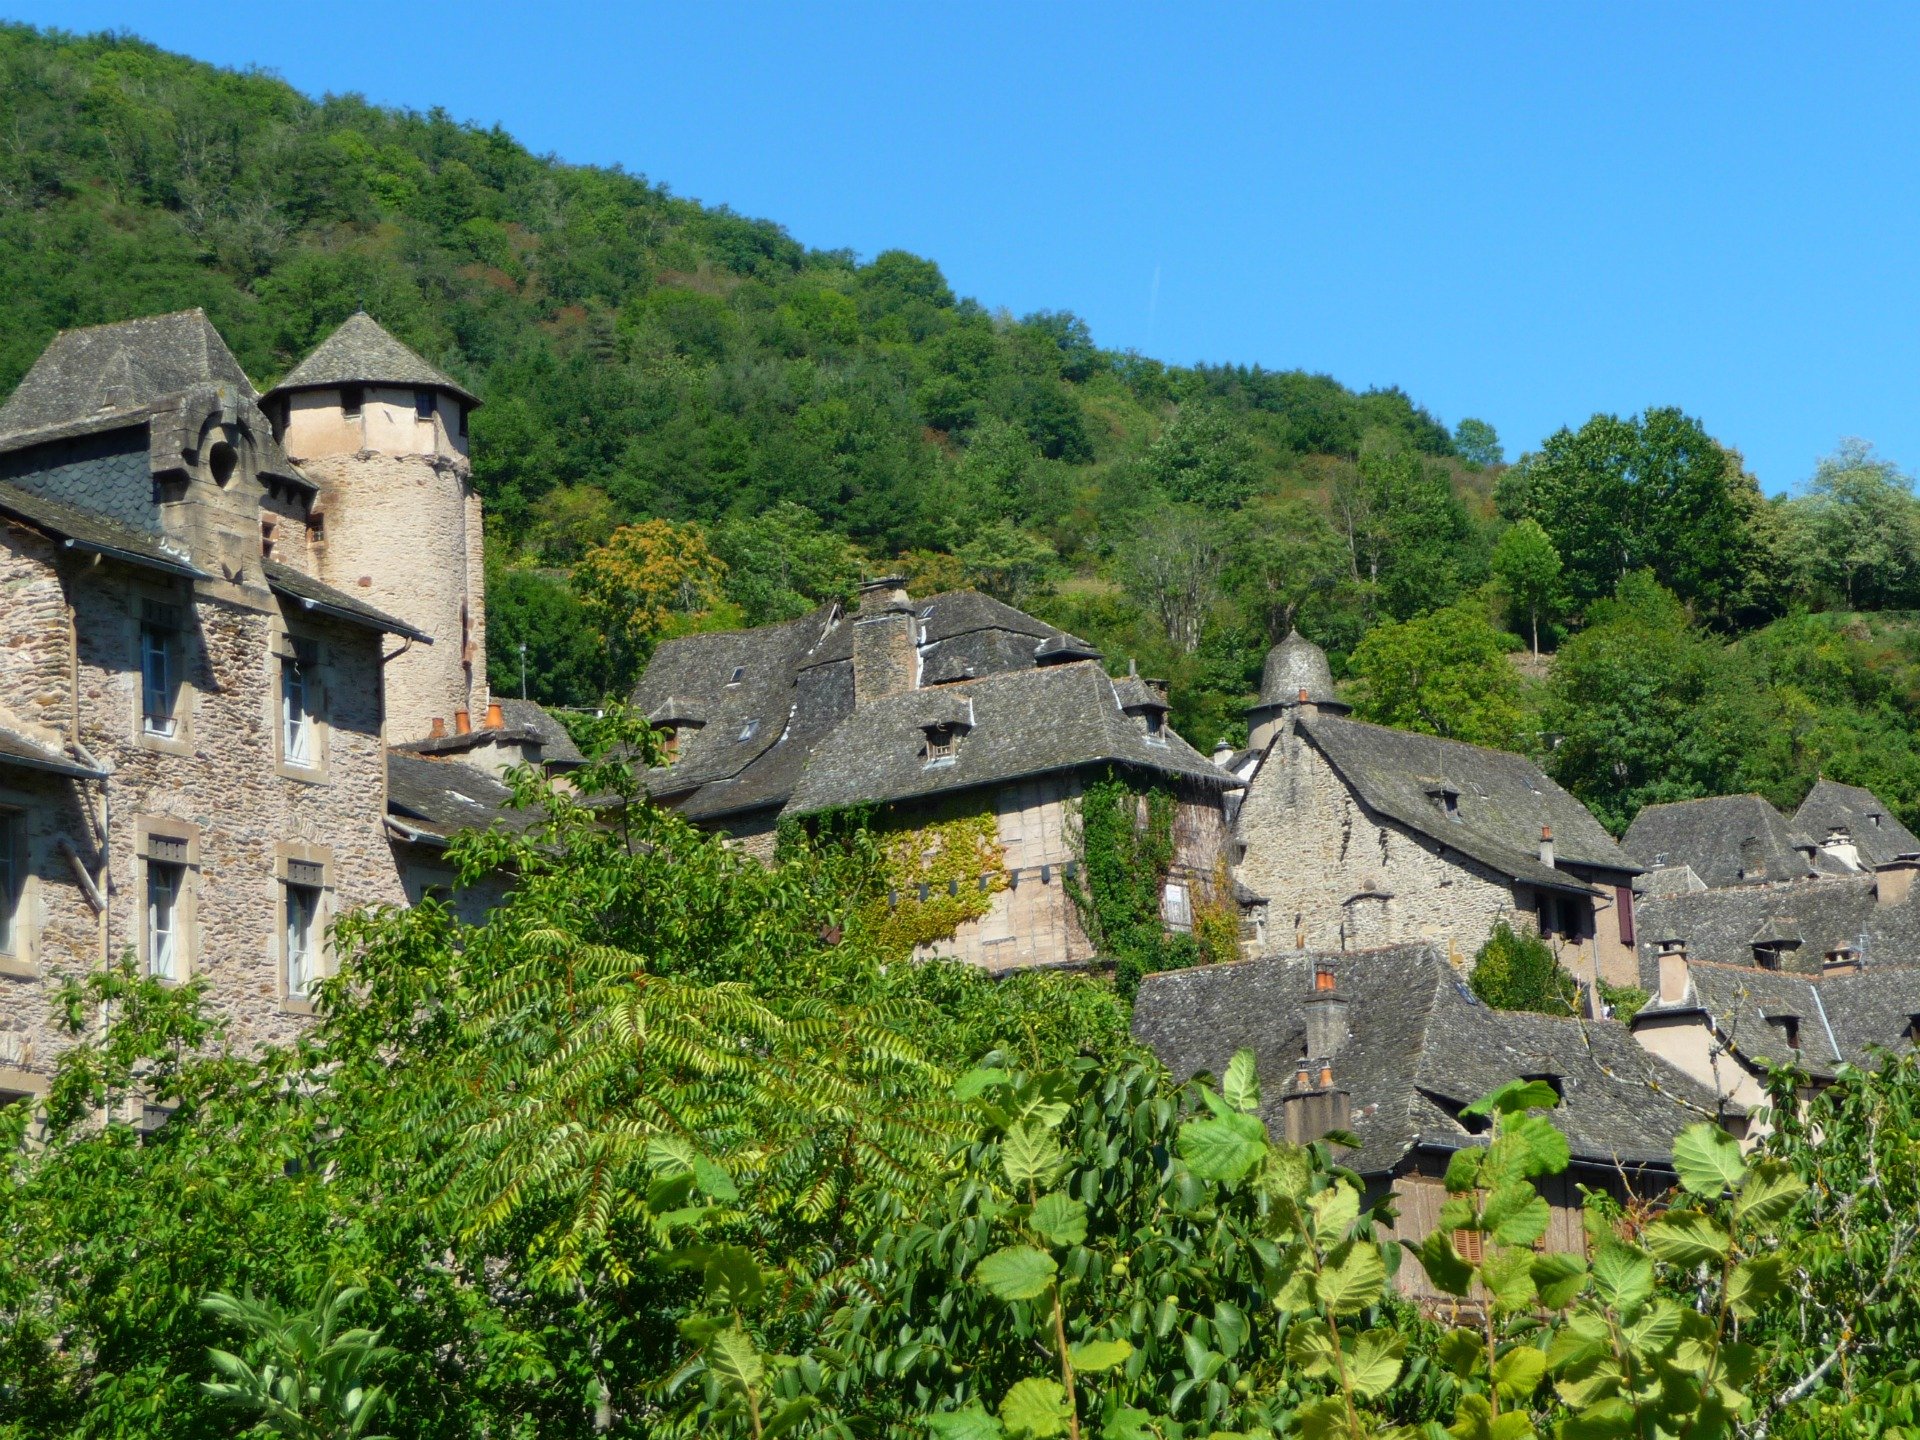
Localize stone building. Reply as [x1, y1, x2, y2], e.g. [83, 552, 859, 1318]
[0, 310, 558, 1100]
[632, 580, 1240, 972]
[1229, 632, 1640, 986]
[1132, 944, 1721, 1304]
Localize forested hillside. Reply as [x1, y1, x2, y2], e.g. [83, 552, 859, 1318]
[10, 21, 1920, 826]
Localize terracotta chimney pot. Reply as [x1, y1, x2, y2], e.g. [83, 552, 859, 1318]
[485, 701, 505, 729]
[428, 717, 446, 739]
[454, 710, 471, 735]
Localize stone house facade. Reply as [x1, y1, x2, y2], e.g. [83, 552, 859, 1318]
[0, 310, 560, 1100]
[633, 580, 1240, 972]
[1229, 632, 1640, 988]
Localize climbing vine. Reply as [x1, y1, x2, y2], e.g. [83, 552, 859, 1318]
[856, 806, 1008, 955]
[1065, 771, 1235, 997]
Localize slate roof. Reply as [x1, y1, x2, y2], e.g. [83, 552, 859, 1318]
[263, 559, 431, 642]
[782, 660, 1233, 818]
[1255, 629, 1344, 710]
[268, 312, 479, 406]
[1297, 713, 1634, 894]
[1635, 873, 1920, 977]
[0, 479, 207, 579]
[386, 752, 540, 846]
[497, 700, 586, 766]
[1133, 944, 1722, 1175]
[631, 589, 1133, 824]
[1793, 779, 1920, 868]
[0, 724, 105, 780]
[1636, 959, 1920, 1082]
[1624, 795, 1826, 889]
[0, 310, 255, 440]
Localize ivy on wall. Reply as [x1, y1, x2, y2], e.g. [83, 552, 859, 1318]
[856, 807, 1008, 955]
[1066, 770, 1235, 997]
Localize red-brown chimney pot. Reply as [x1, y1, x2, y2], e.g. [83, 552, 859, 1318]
[454, 710, 471, 735]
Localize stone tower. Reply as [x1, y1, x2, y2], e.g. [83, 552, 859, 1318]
[1245, 630, 1349, 754]
[265, 313, 486, 743]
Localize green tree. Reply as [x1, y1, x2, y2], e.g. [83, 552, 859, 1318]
[1122, 505, 1224, 655]
[1468, 921, 1578, 1015]
[201, 1287, 396, 1440]
[1506, 407, 1763, 622]
[711, 500, 863, 624]
[1453, 416, 1503, 467]
[1784, 438, 1920, 609]
[1490, 517, 1563, 655]
[956, 520, 1059, 606]
[1139, 402, 1260, 509]
[1346, 594, 1525, 746]
[572, 519, 730, 684]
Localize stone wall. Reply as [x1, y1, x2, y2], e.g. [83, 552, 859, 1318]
[283, 388, 485, 744]
[0, 518, 72, 744]
[1235, 721, 1527, 964]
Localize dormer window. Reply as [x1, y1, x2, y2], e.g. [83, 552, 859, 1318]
[339, 386, 363, 419]
[923, 723, 962, 764]
[1521, 1071, 1564, 1102]
[1767, 1014, 1801, 1051]
[1442, 788, 1459, 820]
[1143, 709, 1165, 744]
[457, 405, 469, 439]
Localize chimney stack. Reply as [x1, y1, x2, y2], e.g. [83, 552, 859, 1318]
[1281, 1051, 1353, 1146]
[1823, 944, 1862, 978]
[1539, 824, 1555, 868]
[1656, 936, 1690, 1004]
[1876, 854, 1920, 908]
[1304, 963, 1350, 1064]
[852, 577, 916, 708]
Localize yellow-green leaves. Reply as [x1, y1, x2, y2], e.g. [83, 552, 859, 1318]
[1066, 1339, 1133, 1372]
[1480, 1182, 1552, 1247]
[1733, 1159, 1806, 1224]
[1671, 1122, 1745, 1198]
[1588, 1239, 1654, 1314]
[1726, 1254, 1788, 1318]
[1002, 1123, 1066, 1189]
[1028, 1192, 1087, 1247]
[1315, 1239, 1387, 1315]
[975, 1246, 1057, 1302]
[1287, 1321, 1405, 1398]
[1177, 1090, 1269, 1184]
[1491, 1343, 1546, 1402]
[1642, 1209, 1729, 1267]
[998, 1377, 1070, 1438]
[1221, 1048, 1261, 1113]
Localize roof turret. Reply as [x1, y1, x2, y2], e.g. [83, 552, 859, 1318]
[267, 311, 479, 406]
[0, 309, 255, 441]
[1256, 630, 1345, 712]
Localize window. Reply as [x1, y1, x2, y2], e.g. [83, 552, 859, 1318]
[1162, 881, 1193, 933]
[281, 638, 319, 768]
[140, 607, 181, 737]
[1767, 1014, 1801, 1051]
[0, 811, 20, 957]
[456, 405, 468, 440]
[1143, 709, 1166, 744]
[284, 872, 322, 998]
[260, 519, 276, 560]
[339, 385, 363, 418]
[208, 441, 237, 487]
[147, 859, 184, 981]
[1616, 884, 1636, 946]
[1442, 789, 1459, 820]
[736, 718, 758, 743]
[727, 666, 745, 686]
[414, 389, 436, 421]
[924, 724, 960, 762]
[1451, 1227, 1486, 1264]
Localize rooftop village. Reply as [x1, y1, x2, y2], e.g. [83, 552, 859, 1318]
[4, 310, 1918, 1277]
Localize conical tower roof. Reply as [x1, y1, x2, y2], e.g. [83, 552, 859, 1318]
[267, 311, 478, 406]
[1256, 630, 1345, 711]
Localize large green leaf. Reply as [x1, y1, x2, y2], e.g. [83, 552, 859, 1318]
[1315, 1240, 1387, 1316]
[1464, 1078, 1561, 1118]
[1481, 1245, 1538, 1314]
[1177, 1111, 1267, 1184]
[1002, 1123, 1066, 1189]
[1448, 1394, 1537, 1440]
[1029, 1192, 1088, 1248]
[1285, 1318, 1338, 1378]
[999, 1378, 1070, 1439]
[1067, 1339, 1133, 1373]
[706, 1323, 764, 1397]
[1412, 1231, 1475, 1297]
[1481, 1182, 1552, 1247]
[1588, 1239, 1653, 1314]
[928, 1406, 1006, 1440]
[1294, 1396, 1353, 1440]
[1492, 1343, 1546, 1401]
[975, 1246, 1058, 1302]
[1436, 1327, 1486, 1379]
[1734, 1160, 1807, 1225]
[1670, 1123, 1744, 1198]
[1308, 1182, 1360, 1242]
[1345, 1329, 1406, 1399]
[1530, 1251, 1588, 1309]
[1555, 1398, 1639, 1439]
[1726, 1254, 1787, 1319]
[1222, 1049, 1261, 1113]
[954, 1068, 1012, 1101]
[1643, 1210, 1729, 1267]
[1100, 1409, 1158, 1440]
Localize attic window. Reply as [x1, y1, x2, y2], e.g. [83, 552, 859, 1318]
[1143, 709, 1166, 743]
[457, 405, 469, 439]
[339, 386, 363, 419]
[737, 718, 759, 743]
[1767, 1014, 1801, 1051]
[1441, 788, 1459, 820]
[923, 723, 962, 764]
[414, 389, 436, 421]
[727, 667, 745, 687]
[1522, 1072, 1564, 1102]
[208, 441, 238, 488]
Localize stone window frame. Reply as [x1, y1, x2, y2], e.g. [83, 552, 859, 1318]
[0, 793, 35, 978]
[271, 619, 332, 784]
[274, 841, 335, 1014]
[128, 583, 198, 758]
[134, 815, 199, 985]
[404, 862, 457, 910]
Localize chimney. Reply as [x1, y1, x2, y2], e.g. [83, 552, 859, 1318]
[1656, 936, 1690, 1004]
[454, 710, 471, 735]
[1212, 737, 1235, 770]
[1539, 824, 1555, 869]
[1823, 944, 1861, 978]
[485, 701, 505, 730]
[852, 577, 916, 708]
[428, 716, 446, 739]
[1296, 685, 1317, 719]
[1304, 964, 1350, 1065]
[1281, 1058, 1352, 1146]
[1876, 854, 1920, 907]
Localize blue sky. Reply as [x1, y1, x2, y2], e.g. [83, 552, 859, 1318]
[11, 2, 1920, 492]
